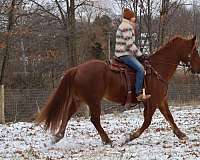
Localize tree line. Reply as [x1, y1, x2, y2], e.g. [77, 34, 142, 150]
[0, 0, 199, 89]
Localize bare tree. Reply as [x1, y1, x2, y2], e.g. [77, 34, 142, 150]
[0, 0, 17, 124]
[192, 0, 198, 35]
[0, 0, 16, 85]
[29, 0, 92, 67]
[158, 0, 170, 45]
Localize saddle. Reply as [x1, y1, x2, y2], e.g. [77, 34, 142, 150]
[107, 56, 151, 105]
[109, 56, 134, 73]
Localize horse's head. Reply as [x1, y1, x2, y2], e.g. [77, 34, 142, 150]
[180, 36, 200, 74]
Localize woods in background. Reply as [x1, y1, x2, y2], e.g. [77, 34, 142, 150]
[0, 0, 199, 89]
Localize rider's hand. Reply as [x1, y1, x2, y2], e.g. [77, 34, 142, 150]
[138, 54, 148, 61]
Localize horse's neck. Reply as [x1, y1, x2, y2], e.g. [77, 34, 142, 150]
[149, 48, 180, 81]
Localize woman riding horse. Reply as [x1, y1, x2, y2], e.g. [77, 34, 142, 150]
[37, 32, 200, 144]
[115, 8, 151, 101]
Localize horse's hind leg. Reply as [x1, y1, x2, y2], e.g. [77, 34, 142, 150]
[88, 102, 112, 145]
[158, 98, 188, 140]
[52, 99, 79, 144]
[128, 102, 156, 141]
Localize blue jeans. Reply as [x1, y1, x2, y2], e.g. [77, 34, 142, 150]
[119, 55, 145, 95]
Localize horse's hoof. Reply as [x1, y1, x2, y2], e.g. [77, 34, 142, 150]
[130, 131, 140, 141]
[125, 135, 131, 144]
[103, 139, 113, 146]
[51, 137, 60, 144]
[179, 136, 188, 144]
[175, 131, 188, 141]
[179, 139, 186, 144]
[181, 135, 188, 140]
[118, 134, 132, 146]
[179, 135, 189, 143]
[51, 135, 63, 144]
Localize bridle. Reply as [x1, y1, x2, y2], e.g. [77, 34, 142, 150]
[185, 44, 196, 71]
[145, 44, 197, 85]
[149, 44, 197, 72]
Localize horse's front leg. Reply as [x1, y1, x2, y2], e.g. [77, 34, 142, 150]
[158, 98, 188, 140]
[126, 101, 156, 143]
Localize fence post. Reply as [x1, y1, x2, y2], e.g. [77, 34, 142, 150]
[0, 85, 5, 124]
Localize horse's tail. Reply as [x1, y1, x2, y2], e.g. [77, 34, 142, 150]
[37, 67, 77, 133]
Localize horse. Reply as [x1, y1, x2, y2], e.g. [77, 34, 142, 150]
[37, 36, 200, 145]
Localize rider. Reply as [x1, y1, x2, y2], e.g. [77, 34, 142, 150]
[115, 8, 151, 101]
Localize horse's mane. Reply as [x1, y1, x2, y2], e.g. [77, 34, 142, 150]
[150, 36, 185, 57]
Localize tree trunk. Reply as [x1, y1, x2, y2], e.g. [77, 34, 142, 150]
[158, 0, 170, 46]
[67, 0, 77, 67]
[147, 0, 153, 53]
[132, 0, 139, 46]
[55, 0, 77, 67]
[0, 0, 16, 85]
[0, 0, 15, 123]
[0, 85, 5, 124]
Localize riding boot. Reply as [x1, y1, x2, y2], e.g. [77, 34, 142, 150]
[136, 89, 151, 101]
[136, 94, 151, 101]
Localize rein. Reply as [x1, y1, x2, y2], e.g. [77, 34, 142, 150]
[148, 42, 196, 73]
[149, 60, 190, 71]
[149, 60, 178, 66]
[147, 44, 196, 81]
[144, 61, 168, 85]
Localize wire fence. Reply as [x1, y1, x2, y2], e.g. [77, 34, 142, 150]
[4, 80, 200, 122]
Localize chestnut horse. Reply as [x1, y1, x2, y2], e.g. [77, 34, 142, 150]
[37, 36, 200, 145]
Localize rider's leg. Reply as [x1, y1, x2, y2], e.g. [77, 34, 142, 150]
[119, 55, 150, 101]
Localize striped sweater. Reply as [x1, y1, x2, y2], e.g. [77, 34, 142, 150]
[115, 19, 142, 57]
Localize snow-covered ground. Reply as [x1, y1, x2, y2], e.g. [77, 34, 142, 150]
[0, 106, 199, 160]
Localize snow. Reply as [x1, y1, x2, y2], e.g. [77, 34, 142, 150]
[0, 106, 199, 160]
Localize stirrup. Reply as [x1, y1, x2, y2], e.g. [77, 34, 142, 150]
[136, 94, 151, 101]
[128, 90, 132, 94]
[136, 88, 151, 101]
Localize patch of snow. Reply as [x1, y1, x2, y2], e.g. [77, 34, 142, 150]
[0, 107, 199, 159]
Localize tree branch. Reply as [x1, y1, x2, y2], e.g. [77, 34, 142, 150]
[74, 0, 90, 10]
[29, 0, 62, 22]
[54, 0, 67, 27]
